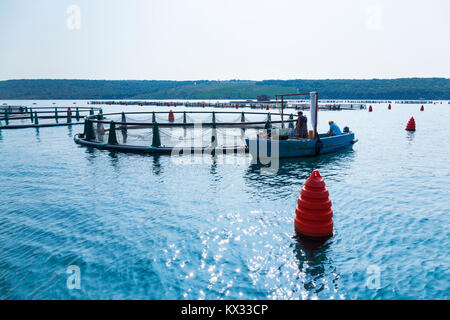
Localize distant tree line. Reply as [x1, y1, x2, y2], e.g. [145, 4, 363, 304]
[0, 78, 448, 100]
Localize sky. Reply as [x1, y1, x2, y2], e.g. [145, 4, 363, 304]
[0, 0, 449, 80]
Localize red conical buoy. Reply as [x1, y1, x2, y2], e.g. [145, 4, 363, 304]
[174, 102, 177, 107]
[294, 170, 333, 238]
[266, 105, 270, 110]
[405, 116, 416, 131]
[369, 105, 373, 112]
[388, 104, 391, 110]
[235, 104, 239, 109]
[420, 105, 424, 111]
[168, 109, 174, 122]
[202, 103, 205, 108]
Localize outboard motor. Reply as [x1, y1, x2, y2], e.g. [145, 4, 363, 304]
[343, 126, 350, 133]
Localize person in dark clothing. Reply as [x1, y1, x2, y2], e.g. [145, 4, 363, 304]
[296, 111, 308, 138]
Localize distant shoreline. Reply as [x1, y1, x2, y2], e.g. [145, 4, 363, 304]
[0, 78, 449, 100]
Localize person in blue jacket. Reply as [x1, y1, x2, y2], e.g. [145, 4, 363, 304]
[328, 121, 342, 136]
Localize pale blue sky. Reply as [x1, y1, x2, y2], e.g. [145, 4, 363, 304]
[0, 0, 449, 80]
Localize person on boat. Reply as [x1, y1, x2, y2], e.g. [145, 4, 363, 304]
[296, 111, 308, 138]
[328, 121, 342, 136]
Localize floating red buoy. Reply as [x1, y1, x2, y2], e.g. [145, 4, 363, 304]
[294, 170, 333, 238]
[140, 103, 143, 107]
[168, 109, 174, 122]
[235, 104, 239, 109]
[174, 102, 177, 107]
[369, 105, 373, 112]
[388, 104, 391, 110]
[266, 105, 270, 110]
[202, 103, 205, 108]
[167, 102, 170, 107]
[405, 116, 416, 131]
[420, 105, 424, 111]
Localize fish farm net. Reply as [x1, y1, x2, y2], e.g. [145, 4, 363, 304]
[76, 111, 297, 153]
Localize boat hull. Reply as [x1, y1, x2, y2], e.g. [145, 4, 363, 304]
[245, 133, 357, 159]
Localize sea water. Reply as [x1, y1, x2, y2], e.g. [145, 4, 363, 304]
[0, 101, 449, 299]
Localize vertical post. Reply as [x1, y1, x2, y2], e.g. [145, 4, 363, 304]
[314, 92, 318, 136]
[288, 113, 294, 129]
[108, 121, 118, 145]
[75, 107, 80, 121]
[211, 121, 217, 155]
[212, 111, 216, 124]
[84, 118, 95, 141]
[183, 111, 187, 124]
[55, 108, 59, 123]
[67, 109, 72, 123]
[241, 112, 245, 123]
[90, 108, 94, 116]
[30, 108, 34, 123]
[34, 112, 39, 125]
[152, 121, 161, 147]
[152, 112, 156, 123]
[281, 95, 284, 128]
[4, 109, 9, 125]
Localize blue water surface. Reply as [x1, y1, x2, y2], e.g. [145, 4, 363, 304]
[0, 101, 449, 299]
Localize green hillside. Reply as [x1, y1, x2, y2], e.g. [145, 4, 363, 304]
[0, 78, 449, 100]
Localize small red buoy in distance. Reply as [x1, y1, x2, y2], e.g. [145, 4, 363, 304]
[369, 105, 373, 112]
[168, 109, 175, 122]
[388, 104, 391, 110]
[235, 104, 239, 109]
[420, 105, 424, 111]
[174, 102, 177, 107]
[266, 104, 269, 111]
[167, 102, 170, 107]
[202, 103, 205, 108]
[405, 116, 416, 131]
[294, 170, 333, 238]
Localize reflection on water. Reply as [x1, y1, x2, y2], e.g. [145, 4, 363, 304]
[292, 236, 339, 296]
[406, 131, 415, 143]
[34, 127, 40, 143]
[244, 149, 356, 193]
[152, 155, 162, 175]
[107, 150, 119, 170]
